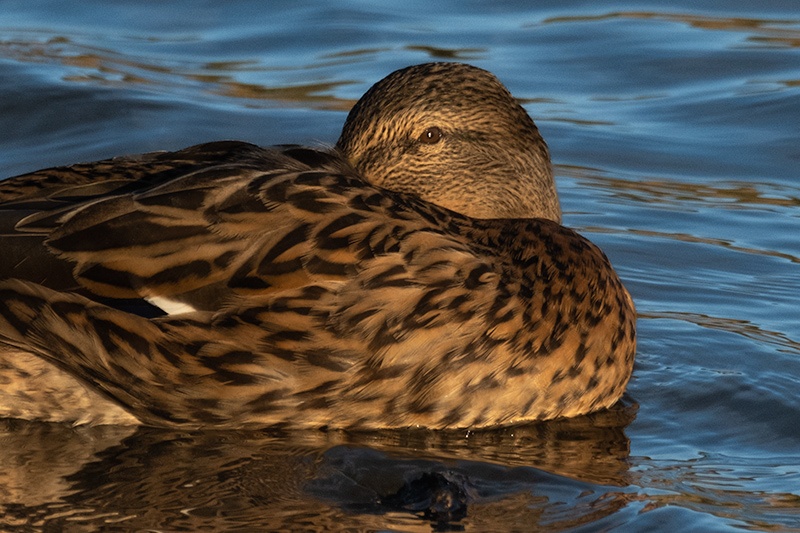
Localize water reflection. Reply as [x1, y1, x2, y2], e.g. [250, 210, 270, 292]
[539, 11, 800, 51]
[590, 227, 800, 265]
[403, 45, 486, 60]
[0, 401, 635, 531]
[558, 165, 800, 211]
[632, 454, 800, 531]
[641, 311, 800, 356]
[0, 32, 493, 113]
[0, 34, 363, 111]
[213, 80, 356, 110]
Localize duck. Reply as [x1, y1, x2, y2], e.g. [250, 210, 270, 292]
[0, 62, 636, 429]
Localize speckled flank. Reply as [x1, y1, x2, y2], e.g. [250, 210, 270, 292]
[0, 62, 635, 429]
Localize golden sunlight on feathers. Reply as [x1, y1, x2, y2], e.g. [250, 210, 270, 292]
[0, 63, 635, 429]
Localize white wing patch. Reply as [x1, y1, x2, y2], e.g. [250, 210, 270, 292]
[145, 296, 198, 315]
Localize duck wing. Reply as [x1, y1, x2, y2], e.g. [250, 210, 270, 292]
[0, 141, 268, 209]
[0, 142, 353, 307]
[0, 141, 274, 294]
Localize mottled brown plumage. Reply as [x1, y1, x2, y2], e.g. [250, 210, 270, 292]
[0, 63, 635, 429]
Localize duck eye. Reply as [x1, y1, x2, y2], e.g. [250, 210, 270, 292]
[419, 126, 443, 144]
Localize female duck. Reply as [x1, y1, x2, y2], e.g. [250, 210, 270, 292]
[0, 62, 636, 429]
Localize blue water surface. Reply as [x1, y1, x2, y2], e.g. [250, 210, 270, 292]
[1, 1, 799, 531]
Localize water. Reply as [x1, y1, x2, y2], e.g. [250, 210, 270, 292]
[1, 1, 799, 531]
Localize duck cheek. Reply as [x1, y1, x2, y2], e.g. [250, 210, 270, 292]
[352, 148, 398, 188]
[409, 144, 462, 182]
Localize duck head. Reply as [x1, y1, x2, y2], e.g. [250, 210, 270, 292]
[336, 62, 561, 222]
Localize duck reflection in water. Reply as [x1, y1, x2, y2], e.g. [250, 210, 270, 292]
[0, 402, 636, 531]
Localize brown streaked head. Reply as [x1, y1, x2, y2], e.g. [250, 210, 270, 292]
[336, 62, 561, 222]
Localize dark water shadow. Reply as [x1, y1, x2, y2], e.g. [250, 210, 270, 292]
[0, 399, 636, 531]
